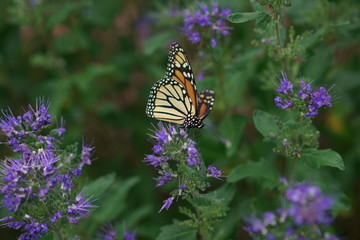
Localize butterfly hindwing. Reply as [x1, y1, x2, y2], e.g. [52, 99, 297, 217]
[196, 89, 215, 120]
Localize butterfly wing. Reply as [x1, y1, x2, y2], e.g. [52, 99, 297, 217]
[196, 89, 215, 120]
[146, 77, 195, 125]
[166, 42, 197, 110]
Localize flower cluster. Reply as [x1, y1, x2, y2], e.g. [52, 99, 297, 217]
[274, 72, 334, 117]
[0, 99, 95, 239]
[97, 223, 136, 240]
[182, 2, 232, 47]
[144, 122, 222, 211]
[244, 183, 338, 240]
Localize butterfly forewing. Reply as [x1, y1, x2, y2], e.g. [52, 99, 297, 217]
[146, 77, 194, 125]
[196, 89, 215, 120]
[166, 43, 197, 110]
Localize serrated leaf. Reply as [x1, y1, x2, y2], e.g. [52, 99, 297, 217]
[156, 221, 196, 240]
[219, 114, 247, 157]
[300, 149, 345, 170]
[205, 183, 236, 206]
[253, 109, 281, 139]
[227, 159, 279, 189]
[86, 172, 116, 198]
[227, 12, 262, 24]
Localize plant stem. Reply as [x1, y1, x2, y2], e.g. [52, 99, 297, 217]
[288, 157, 297, 181]
[275, 13, 289, 75]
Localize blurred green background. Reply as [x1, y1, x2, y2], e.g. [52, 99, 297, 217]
[0, 0, 359, 239]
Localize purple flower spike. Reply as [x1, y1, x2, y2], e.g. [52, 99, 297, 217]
[207, 165, 222, 178]
[182, 2, 232, 46]
[67, 192, 94, 221]
[275, 72, 293, 95]
[159, 197, 174, 212]
[286, 184, 333, 225]
[98, 223, 117, 240]
[155, 172, 175, 187]
[124, 231, 136, 240]
[50, 210, 62, 223]
[81, 143, 94, 166]
[274, 97, 293, 109]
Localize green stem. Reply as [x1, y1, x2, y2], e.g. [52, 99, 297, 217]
[275, 13, 289, 75]
[288, 157, 297, 181]
[195, 206, 204, 240]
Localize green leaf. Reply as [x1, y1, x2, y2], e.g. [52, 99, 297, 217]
[79, 176, 140, 236]
[207, 183, 236, 205]
[227, 159, 279, 189]
[86, 172, 116, 198]
[227, 12, 263, 23]
[300, 149, 345, 170]
[94, 176, 140, 222]
[219, 114, 247, 157]
[253, 110, 281, 139]
[156, 221, 196, 240]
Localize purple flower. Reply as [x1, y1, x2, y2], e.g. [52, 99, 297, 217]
[0, 110, 22, 138]
[274, 97, 293, 109]
[67, 192, 95, 221]
[244, 217, 268, 234]
[144, 154, 161, 167]
[124, 231, 136, 240]
[207, 165, 222, 178]
[159, 197, 174, 212]
[98, 223, 117, 240]
[274, 74, 334, 118]
[0, 100, 95, 237]
[197, 72, 204, 81]
[211, 38, 217, 47]
[18, 215, 49, 240]
[50, 210, 62, 223]
[155, 172, 175, 187]
[182, 3, 232, 46]
[286, 184, 333, 225]
[153, 144, 164, 154]
[178, 185, 188, 195]
[275, 72, 293, 95]
[80, 143, 94, 166]
[298, 81, 312, 99]
[29, 99, 52, 131]
[263, 212, 276, 226]
[184, 140, 200, 166]
[155, 126, 172, 144]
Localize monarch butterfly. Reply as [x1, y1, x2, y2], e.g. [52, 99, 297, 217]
[146, 42, 215, 129]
